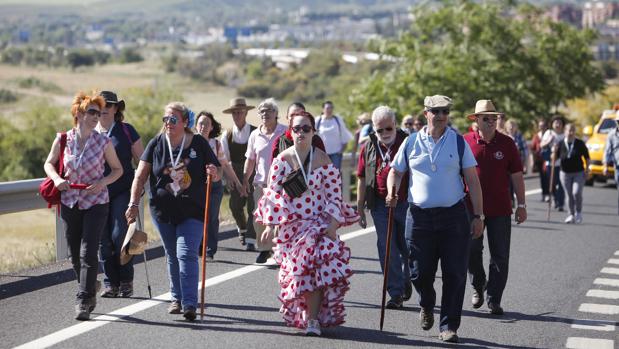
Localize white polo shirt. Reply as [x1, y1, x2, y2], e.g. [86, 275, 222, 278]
[316, 115, 353, 155]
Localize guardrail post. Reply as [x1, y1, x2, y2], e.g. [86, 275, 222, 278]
[55, 211, 68, 261]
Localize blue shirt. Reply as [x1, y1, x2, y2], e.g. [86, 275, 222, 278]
[391, 127, 477, 208]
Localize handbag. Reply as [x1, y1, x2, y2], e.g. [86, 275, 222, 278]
[39, 133, 67, 208]
[282, 147, 312, 199]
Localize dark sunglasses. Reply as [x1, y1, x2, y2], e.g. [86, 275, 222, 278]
[86, 109, 101, 117]
[482, 116, 498, 123]
[162, 115, 178, 125]
[376, 127, 394, 134]
[291, 125, 313, 134]
[429, 108, 450, 115]
[404, 122, 413, 126]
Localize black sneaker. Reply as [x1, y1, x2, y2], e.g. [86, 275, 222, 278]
[119, 281, 133, 298]
[419, 307, 434, 331]
[255, 251, 270, 264]
[403, 281, 413, 301]
[183, 306, 197, 321]
[386, 295, 404, 309]
[488, 302, 504, 315]
[75, 303, 90, 321]
[471, 288, 484, 309]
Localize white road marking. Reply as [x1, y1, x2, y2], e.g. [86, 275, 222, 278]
[571, 319, 616, 331]
[594, 278, 619, 287]
[601, 267, 619, 275]
[586, 289, 619, 300]
[12, 226, 375, 349]
[578, 303, 619, 315]
[566, 337, 614, 349]
[525, 188, 542, 196]
[615, 250, 619, 256]
[608, 259, 619, 265]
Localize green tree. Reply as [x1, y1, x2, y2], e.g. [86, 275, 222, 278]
[351, 0, 605, 132]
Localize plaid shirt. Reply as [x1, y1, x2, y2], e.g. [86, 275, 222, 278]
[61, 129, 111, 209]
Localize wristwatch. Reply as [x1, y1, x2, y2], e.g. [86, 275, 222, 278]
[472, 214, 485, 221]
[517, 203, 527, 209]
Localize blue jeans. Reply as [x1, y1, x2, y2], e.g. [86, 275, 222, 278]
[206, 181, 224, 257]
[328, 153, 343, 171]
[409, 201, 470, 332]
[152, 215, 203, 309]
[468, 215, 511, 305]
[100, 191, 134, 288]
[370, 200, 410, 298]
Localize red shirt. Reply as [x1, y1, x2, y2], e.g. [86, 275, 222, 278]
[357, 135, 408, 202]
[464, 131, 522, 217]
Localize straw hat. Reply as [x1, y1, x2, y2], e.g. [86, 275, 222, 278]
[120, 221, 148, 265]
[222, 98, 255, 114]
[466, 99, 504, 121]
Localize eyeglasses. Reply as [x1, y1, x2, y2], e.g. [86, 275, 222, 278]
[86, 109, 101, 117]
[404, 122, 413, 126]
[291, 125, 313, 134]
[428, 108, 450, 115]
[162, 115, 178, 125]
[482, 116, 498, 123]
[376, 127, 394, 134]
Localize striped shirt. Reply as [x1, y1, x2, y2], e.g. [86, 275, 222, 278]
[61, 129, 111, 209]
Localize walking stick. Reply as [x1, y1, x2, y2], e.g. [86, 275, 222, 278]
[200, 173, 213, 323]
[137, 212, 152, 299]
[547, 151, 556, 221]
[379, 185, 396, 331]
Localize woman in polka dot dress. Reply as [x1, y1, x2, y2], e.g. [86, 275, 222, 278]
[256, 111, 359, 336]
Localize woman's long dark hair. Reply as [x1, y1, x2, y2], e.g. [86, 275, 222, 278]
[197, 111, 222, 138]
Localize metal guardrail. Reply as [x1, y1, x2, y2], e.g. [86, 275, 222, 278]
[0, 153, 356, 262]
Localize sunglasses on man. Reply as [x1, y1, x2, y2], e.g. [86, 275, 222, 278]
[162, 115, 178, 125]
[376, 127, 394, 134]
[291, 125, 313, 134]
[428, 108, 450, 115]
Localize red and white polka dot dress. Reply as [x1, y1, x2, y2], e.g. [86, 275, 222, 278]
[255, 157, 359, 329]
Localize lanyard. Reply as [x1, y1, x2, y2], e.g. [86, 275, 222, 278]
[166, 133, 186, 169]
[419, 127, 447, 172]
[293, 146, 313, 184]
[97, 122, 115, 138]
[376, 141, 393, 174]
[565, 139, 574, 158]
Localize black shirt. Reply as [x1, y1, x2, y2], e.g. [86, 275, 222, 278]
[142, 133, 220, 224]
[557, 138, 589, 173]
[103, 122, 140, 198]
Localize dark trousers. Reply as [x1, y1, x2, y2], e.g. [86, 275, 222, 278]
[468, 215, 511, 305]
[61, 202, 108, 302]
[206, 180, 224, 256]
[229, 162, 255, 240]
[100, 191, 133, 288]
[539, 165, 549, 197]
[546, 165, 564, 208]
[409, 201, 471, 332]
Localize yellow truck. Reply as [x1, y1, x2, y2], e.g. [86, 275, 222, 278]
[583, 109, 616, 186]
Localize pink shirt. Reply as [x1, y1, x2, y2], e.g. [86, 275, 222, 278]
[61, 129, 111, 209]
[245, 124, 286, 185]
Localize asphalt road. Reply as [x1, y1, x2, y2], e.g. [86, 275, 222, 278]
[1, 177, 617, 349]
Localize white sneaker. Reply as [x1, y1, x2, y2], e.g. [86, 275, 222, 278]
[305, 319, 321, 336]
[564, 215, 575, 224]
[575, 213, 583, 224]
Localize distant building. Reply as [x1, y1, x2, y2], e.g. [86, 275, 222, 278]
[582, 1, 618, 28]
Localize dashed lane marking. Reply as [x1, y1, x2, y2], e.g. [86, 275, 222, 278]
[570, 319, 616, 332]
[565, 337, 614, 349]
[12, 227, 377, 349]
[586, 289, 619, 300]
[609, 259, 619, 265]
[578, 303, 619, 315]
[593, 278, 619, 287]
[601, 267, 619, 275]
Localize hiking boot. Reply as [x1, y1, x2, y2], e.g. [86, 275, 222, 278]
[183, 306, 197, 321]
[419, 308, 434, 331]
[87, 295, 97, 313]
[305, 319, 321, 336]
[246, 243, 256, 252]
[255, 251, 270, 264]
[119, 281, 133, 298]
[488, 302, 504, 315]
[403, 281, 413, 301]
[100, 286, 119, 298]
[75, 303, 90, 321]
[471, 288, 484, 309]
[168, 300, 182, 314]
[439, 330, 459, 343]
[386, 295, 404, 309]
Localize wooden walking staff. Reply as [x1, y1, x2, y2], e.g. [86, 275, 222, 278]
[379, 185, 397, 331]
[547, 150, 556, 221]
[200, 173, 213, 323]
